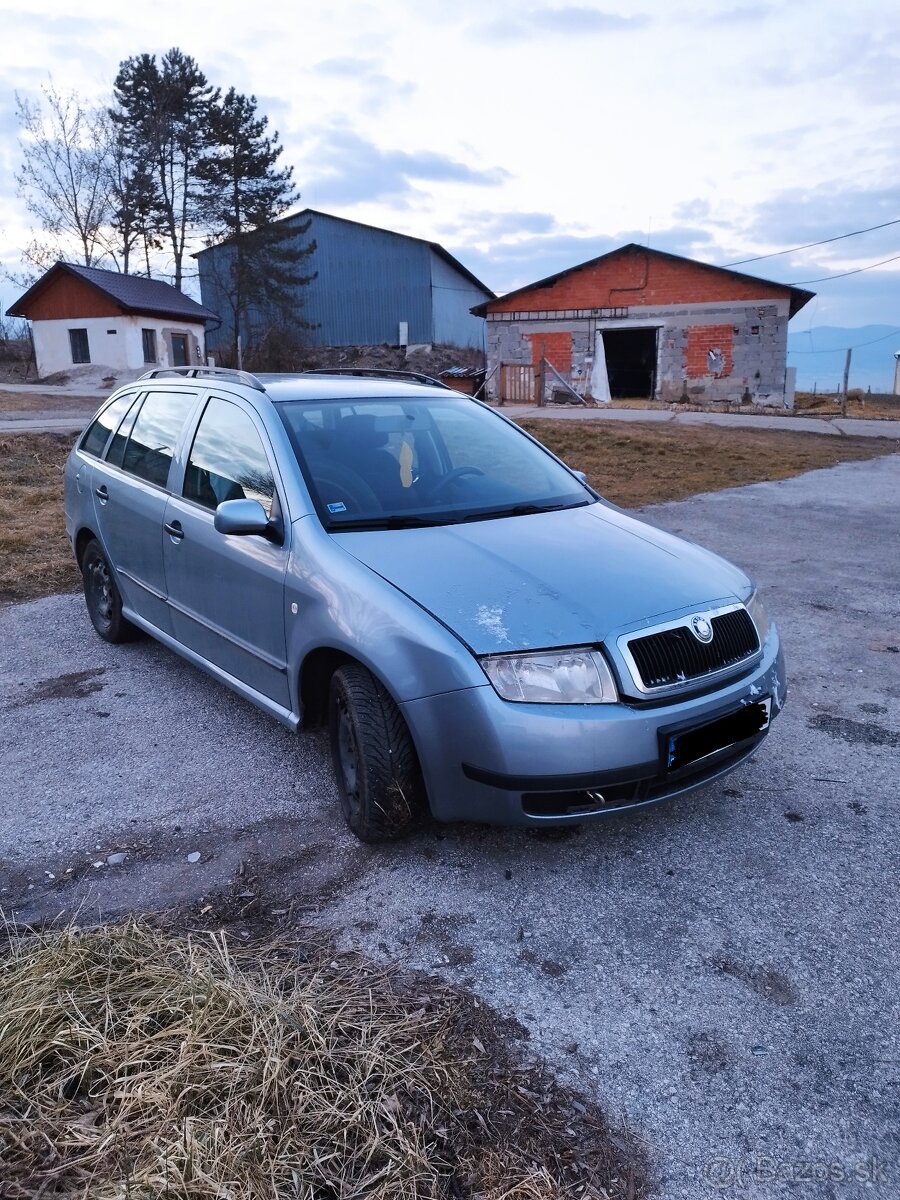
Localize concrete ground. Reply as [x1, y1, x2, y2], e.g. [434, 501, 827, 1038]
[3, 399, 900, 437]
[1, 454, 898, 1198]
[500, 403, 900, 439]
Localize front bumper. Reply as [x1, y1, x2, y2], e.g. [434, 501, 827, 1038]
[400, 633, 785, 826]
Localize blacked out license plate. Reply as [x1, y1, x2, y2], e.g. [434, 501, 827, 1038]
[666, 699, 771, 772]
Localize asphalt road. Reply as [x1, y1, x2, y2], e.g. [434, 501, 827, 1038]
[2, 454, 898, 1198]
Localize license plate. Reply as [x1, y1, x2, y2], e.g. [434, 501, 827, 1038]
[666, 698, 771, 772]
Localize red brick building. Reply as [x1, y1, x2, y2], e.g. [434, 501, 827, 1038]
[473, 244, 814, 406]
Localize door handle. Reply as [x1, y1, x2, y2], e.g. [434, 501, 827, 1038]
[164, 520, 185, 541]
[95, 484, 108, 502]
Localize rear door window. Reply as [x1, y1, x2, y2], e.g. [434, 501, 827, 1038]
[79, 393, 139, 459]
[119, 390, 198, 488]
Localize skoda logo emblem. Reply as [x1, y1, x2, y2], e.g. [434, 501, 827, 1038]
[691, 615, 714, 643]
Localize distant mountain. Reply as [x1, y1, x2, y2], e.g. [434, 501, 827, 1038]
[787, 325, 900, 393]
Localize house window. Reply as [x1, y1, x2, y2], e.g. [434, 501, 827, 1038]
[142, 328, 158, 363]
[170, 333, 189, 367]
[69, 328, 90, 364]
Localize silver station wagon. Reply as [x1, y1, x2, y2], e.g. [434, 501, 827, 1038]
[64, 366, 785, 841]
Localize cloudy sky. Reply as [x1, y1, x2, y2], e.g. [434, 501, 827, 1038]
[2, 0, 899, 347]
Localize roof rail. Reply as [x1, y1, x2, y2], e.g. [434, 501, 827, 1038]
[304, 367, 453, 390]
[137, 365, 266, 393]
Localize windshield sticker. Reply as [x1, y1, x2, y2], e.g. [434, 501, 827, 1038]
[327, 501, 347, 514]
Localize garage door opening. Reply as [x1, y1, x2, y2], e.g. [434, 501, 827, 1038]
[600, 328, 658, 399]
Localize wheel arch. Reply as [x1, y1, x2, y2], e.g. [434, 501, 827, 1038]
[298, 646, 354, 728]
[74, 526, 99, 568]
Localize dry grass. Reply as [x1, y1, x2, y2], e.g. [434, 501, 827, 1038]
[1, 422, 897, 605]
[0, 920, 644, 1199]
[0, 390, 99, 414]
[794, 391, 900, 420]
[0, 433, 80, 603]
[520, 419, 900, 508]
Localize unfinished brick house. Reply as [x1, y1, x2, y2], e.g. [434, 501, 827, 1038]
[473, 244, 814, 407]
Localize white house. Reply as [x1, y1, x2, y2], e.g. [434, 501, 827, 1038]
[7, 262, 218, 380]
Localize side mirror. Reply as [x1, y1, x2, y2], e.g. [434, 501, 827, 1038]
[572, 469, 588, 484]
[214, 498, 270, 536]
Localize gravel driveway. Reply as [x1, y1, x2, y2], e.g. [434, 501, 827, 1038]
[2, 454, 898, 1198]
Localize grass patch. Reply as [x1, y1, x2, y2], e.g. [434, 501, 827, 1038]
[0, 433, 80, 604]
[0, 390, 99, 415]
[520, 419, 899, 508]
[0, 920, 645, 1198]
[1, 424, 897, 605]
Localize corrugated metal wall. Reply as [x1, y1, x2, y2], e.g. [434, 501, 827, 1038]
[199, 211, 490, 351]
[429, 250, 489, 350]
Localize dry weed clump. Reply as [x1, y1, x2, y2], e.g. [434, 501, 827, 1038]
[0, 433, 80, 603]
[0, 921, 643, 1199]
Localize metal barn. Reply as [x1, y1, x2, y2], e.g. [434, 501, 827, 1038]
[196, 209, 494, 355]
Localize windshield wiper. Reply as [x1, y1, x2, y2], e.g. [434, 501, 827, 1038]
[460, 499, 592, 522]
[329, 514, 451, 531]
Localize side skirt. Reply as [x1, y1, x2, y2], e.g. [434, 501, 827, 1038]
[122, 606, 300, 732]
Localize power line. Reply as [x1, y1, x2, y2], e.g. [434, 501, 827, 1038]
[789, 327, 900, 354]
[723, 217, 900, 266]
[789, 251, 900, 285]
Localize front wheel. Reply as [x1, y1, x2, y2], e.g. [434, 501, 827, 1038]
[80, 539, 138, 644]
[328, 664, 426, 842]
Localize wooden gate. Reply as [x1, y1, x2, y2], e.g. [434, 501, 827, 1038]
[499, 364, 537, 405]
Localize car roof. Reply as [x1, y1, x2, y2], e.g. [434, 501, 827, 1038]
[256, 373, 456, 403]
[131, 367, 465, 404]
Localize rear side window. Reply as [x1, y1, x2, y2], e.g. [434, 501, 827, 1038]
[80, 393, 139, 459]
[120, 390, 197, 488]
[183, 396, 276, 516]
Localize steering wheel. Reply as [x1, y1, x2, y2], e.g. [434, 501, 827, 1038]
[429, 466, 485, 499]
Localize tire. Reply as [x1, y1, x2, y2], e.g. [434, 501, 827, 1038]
[328, 663, 426, 842]
[80, 539, 138, 644]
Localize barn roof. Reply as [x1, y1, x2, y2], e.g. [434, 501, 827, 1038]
[7, 262, 218, 322]
[194, 208, 496, 300]
[471, 243, 815, 318]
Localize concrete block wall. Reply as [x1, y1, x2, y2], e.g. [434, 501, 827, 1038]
[486, 298, 791, 406]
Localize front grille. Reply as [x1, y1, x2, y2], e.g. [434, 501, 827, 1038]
[627, 607, 759, 690]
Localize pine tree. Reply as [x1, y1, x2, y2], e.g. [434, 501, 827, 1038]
[196, 88, 315, 361]
[111, 49, 218, 289]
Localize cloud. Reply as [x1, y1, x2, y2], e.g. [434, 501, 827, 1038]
[313, 56, 378, 77]
[478, 6, 650, 42]
[301, 124, 509, 205]
[740, 183, 900, 263]
[759, 29, 900, 100]
[437, 210, 561, 240]
[310, 56, 416, 113]
[445, 223, 715, 295]
[697, 4, 774, 25]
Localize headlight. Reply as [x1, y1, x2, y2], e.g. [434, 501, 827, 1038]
[480, 648, 618, 704]
[746, 589, 771, 645]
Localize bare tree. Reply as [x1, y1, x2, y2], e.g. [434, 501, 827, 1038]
[15, 83, 112, 270]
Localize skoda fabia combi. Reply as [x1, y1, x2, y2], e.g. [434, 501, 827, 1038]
[64, 367, 785, 841]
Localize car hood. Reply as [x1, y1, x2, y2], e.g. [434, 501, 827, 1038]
[333, 503, 750, 654]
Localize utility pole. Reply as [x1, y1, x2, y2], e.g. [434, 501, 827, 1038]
[841, 347, 852, 417]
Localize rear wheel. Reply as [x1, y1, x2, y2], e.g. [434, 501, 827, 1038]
[328, 663, 426, 842]
[80, 539, 137, 644]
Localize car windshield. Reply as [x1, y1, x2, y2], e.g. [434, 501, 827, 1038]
[278, 395, 594, 529]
